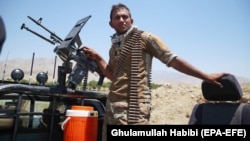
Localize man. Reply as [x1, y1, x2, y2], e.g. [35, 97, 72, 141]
[82, 3, 226, 140]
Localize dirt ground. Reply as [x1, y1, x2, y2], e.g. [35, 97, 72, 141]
[149, 82, 250, 125]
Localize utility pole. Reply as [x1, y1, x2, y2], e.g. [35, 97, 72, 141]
[2, 51, 9, 82]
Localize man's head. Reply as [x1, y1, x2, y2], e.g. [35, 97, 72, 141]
[109, 3, 133, 35]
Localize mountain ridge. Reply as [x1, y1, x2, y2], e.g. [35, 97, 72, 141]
[1, 58, 249, 85]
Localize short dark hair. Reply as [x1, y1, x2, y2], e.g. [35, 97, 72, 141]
[110, 3, 132, 20]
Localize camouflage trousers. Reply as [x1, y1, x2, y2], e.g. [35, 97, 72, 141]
[102, 99, 151, 141]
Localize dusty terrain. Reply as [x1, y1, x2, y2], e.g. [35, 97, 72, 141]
[149, 83, 202, 124]
[149, 82, 250, 124]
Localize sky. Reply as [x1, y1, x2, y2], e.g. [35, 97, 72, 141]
[0, 0, 249, 79]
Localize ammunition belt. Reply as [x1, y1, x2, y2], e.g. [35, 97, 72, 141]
[128, 30, 142, 124]
[113, 29, 143, 124]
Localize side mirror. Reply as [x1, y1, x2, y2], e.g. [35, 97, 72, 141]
[0, 16, 6, 54]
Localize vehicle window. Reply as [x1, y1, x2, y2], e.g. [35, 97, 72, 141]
[0, 98, 50, 129]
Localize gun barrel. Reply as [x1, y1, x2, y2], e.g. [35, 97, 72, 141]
[21, 23, 55, 45]
[27, 16, 40, 25]
[27, 16, 63, 42]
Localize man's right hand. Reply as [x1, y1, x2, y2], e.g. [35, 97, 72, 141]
[81, 46, 100, 61]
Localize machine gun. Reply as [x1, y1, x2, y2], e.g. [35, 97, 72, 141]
[21, 15, 105, 90]
[0, 15, 107, 141]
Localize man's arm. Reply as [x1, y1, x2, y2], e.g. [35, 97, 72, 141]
[82, 46, 114, 81]
[168, 57, 226, 87]
[94, 55, 114, 81]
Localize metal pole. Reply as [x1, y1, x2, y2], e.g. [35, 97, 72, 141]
[29, 52, 35, 85]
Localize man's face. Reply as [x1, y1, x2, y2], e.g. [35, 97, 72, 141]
[109, 8, 133, 35]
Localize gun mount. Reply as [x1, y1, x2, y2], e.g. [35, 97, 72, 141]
[21, 15, 105, 90]
[0, 15, 107, 141]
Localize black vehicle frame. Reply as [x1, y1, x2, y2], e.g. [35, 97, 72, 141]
[0, 77, 107, 141]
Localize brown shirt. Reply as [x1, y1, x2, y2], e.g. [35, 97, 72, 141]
[107, 27, 177, 103]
